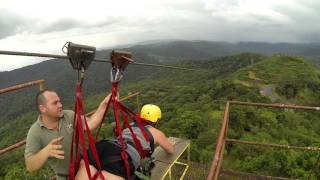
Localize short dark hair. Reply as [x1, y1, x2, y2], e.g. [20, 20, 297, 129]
[35, 89, 56, 112]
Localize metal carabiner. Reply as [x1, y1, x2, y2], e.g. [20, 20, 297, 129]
[78, 67, 85, 85]
[110, 67, 123, 82]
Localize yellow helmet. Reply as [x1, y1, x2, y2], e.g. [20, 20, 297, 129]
[140, 104, 161, 123]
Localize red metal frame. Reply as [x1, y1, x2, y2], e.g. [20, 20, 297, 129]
[207, 101, 320, 180]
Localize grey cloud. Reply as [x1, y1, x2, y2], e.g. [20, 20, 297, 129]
[0, 9, 28, 39]
[164, 1, 205, 12]
[190, 0, 320, 43]
[37, 19, 80, 33]
[2, 0, 320, 45]
[270, 1, 320, 42]
[272, 1, 320, 23]
[298, 0, 320, 11]
[298, 33, 320, 42]
[157, 14, 297, 43]
[250, 14, 278, 24]
[36, 18, 116, 34]
[205, 0, 239, 11]
[91, 18, 116, 28]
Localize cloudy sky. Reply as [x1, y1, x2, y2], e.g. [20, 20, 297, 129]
[0, 0, 319, 71]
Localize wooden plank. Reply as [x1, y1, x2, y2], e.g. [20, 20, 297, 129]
[151, 137, 190, 180]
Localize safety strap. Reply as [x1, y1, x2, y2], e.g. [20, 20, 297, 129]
[131, 122, 155, 154]
[117, 102, 152, 157]
[95, 82, 153, 180]
[112, 82, 152, 157]
[110, 81, 131, 179]
[69, 82, 105, 180]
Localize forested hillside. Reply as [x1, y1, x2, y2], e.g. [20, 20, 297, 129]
[1, 51, 320, 179]
[128, 40, 320, 61]
[232, 54, 320, 105]
[223, 55, 320, 179]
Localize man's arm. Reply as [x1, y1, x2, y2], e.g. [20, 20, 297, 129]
[148, 127, 174, 154]
[87, 93, 111, 130]
[25, 137, 64, 172]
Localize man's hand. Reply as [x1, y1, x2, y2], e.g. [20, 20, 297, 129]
[101, 93, 112, 105]
[44, 136, 64, 159]
[168, 137, 177, 146]
[25, 136, 65, 172]
[87, 93, 112, 130]
[170, 139, 176, 146]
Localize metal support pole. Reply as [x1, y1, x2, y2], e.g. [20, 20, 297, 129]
[187, 144, 190, 165]
[0, 80, 45, 95]
[39, 82, 45, 91]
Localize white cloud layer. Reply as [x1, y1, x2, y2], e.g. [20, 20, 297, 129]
[0, 0, 319, 71]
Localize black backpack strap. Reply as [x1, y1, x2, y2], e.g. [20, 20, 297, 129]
[132, 123, 155, 155]
[143, 126, 154, 154]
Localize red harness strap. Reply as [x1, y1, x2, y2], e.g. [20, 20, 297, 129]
[109, 82, 153, 179]
[69, 82, 105, 180]
[117, 102, 151, 158]
[111, 82, 131, 179]
[89, 81, 153, 179]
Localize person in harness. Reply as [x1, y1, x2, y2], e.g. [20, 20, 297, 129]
[76, 104, 174, 180]
[24, 90, 112, 180]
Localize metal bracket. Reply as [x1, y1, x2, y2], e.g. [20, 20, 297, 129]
[64, 42, 96, 70]
[111, 50, 133, 71]
[110, 50, 133, 82]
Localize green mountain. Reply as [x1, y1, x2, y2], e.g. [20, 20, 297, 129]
[98, 54, 320, 179]
[128, 40, 320, 63]
[223, 56, 320, 179]
[0, 53, 266, 179]
[232, 54, 320, 105]
[1, 40, 320, 122]
[1, 42, 320, 179]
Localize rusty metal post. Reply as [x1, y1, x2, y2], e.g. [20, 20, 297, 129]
[187, 143, 191, 165]
[0, 80, 45, 95]
[0, 139, 26, 156]
[230, 101, 320, 111]
[207, 101, 320, 179]
[0, 80, 46, 156]
[207, 101, 230, 180]
[39, 81, 45, 91]
[119, 92, 140, 102]
[226, 139, 320, 151]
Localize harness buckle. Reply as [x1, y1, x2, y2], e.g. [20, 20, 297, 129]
[110, 67, 123, 82]
[110, 50, 133, 82]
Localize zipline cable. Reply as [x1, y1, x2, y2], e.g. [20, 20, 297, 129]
[0, 50, 207, 72]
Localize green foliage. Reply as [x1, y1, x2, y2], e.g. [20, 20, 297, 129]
[225, 107, 320, 179]
[1, 53, 320, 179]
[233, 55, 320, 105]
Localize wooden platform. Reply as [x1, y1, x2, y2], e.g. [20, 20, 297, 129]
[151, 137, 190, 180]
